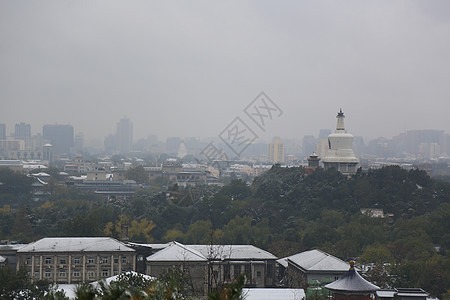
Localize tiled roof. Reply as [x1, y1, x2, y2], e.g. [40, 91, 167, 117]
[189, 245, 277, 260]
[242, 288, 305, 300]
[146, 242, 207, 262]
[283, 249, 349, 272]
[325, 268, 380, 293]
[18, 237, 134, 253]
[146, 242, 277, 262]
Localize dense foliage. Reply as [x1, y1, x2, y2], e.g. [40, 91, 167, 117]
[0, 165, 449, 297]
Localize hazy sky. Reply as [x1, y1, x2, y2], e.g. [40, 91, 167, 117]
[1, 1, 450, 144]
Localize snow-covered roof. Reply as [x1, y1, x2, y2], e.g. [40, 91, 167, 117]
[242, 288, 305, 300]
[18, 237, 135, 253]
[56, 272, 154, 300]
[376, 290, 396, 298]
[146, 242, 207, 262]
[127, 242, 171, 250]
[146, 242, 277, 262]
[33, 177, 48, 185]
[91, 271, 154, 288]
[284, 249, 350, 272]
[32, 172, 51, 177]
[22, 164, 47, 170]
[69, 175, 87, 180]
[189, 245, 277, 261]
[277, 258, 288, 268]
[325, 265, 379, 293]
[0, 255, 6, 263]
[0, 244, 27, 252]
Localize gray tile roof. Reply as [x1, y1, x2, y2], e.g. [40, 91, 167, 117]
[18, 237, 134, 253]
[283, 249, 350, 272]
[325, 268, 380, 293]
[146, 242, 207, 262]
[146, 242, 277, 262]
[189, 245, 277, 260]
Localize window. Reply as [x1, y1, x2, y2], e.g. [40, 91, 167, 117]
[113, 270, 118, 276]
[88, 271, 95, 278]
[101, 257, 108, 264]
[45, 257, 52, 264]
[25, 257, 31, 265]
[102, 270, 109, 277]
[122, 256, 127, 264]
[45, 271, 52, 278]
[88, 257, 95, 264]
[73, 271, 81, 277]
[137, 255, 143, 262]
[59, 270, 66, 277]
[59, 258, 66, 265]
[34, 271, 40, 278]
[114, 257, 119, 264]
[74, 257, 81, 264]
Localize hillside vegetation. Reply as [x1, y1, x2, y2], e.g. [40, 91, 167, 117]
[0, 165, 449, 297]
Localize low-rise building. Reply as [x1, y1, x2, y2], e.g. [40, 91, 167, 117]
[278, 249, 350, 288]
[16, 237, 136, 284]
[146, 242, 278, 295]
[0, 242, 26, 269]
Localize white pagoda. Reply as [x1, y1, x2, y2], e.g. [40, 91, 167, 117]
[322, 109, 359, 175]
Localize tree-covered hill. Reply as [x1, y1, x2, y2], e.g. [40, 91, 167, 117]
[0, 165, 449, 296]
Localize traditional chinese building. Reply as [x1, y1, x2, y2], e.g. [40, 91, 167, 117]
[325, 260, 379, 300]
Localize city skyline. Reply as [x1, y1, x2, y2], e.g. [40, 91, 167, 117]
[1, 1, 450, 143]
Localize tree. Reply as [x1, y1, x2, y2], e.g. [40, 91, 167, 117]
[207, 274, 245, 300]
[128, 218, 156, 243]
[360, 245, 393, 264]
[10, 204, 35, 242]
[125, 166, 149, 184]
[0, 267, 52, 300]
[74, 282, 97, 300]
[0, 167, 33, 206]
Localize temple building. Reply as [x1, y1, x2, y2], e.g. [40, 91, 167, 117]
[325, 260, 380, 300]
[322, 109, 359, 175]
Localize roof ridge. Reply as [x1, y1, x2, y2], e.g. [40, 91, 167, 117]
[309, 249, 349, 269]
[174, 242, 207, 260]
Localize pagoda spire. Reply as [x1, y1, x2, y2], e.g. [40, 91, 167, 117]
[336, 108, 345, 133]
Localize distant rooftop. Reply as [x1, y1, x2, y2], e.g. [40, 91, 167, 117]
[280, 249, 350, 272]
[18, 237, 135, 253]
[242, 288, 305, 300]
[146, 242, 277, 262]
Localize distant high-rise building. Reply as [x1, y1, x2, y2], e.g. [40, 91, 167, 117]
[302, 135, 316, 159]
[104, 134, 117, 153]
[14, 122, 31, 139]
[166, 137, 181, 154]
[319, 129, 331, 140]
[43, 143, 54, 164]
[268, 137, 285, 164]
[322, 109, 359, 175]
[43, 124, 74, 155]
[0, 124, 6, 140]
[116, 118, 133, 154]
[74, 133, 84, 153]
